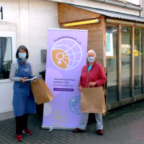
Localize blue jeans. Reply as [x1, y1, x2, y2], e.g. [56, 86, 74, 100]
[78, 113, 103, 130]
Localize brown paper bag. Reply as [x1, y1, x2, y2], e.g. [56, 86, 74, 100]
[30, 79, 54, 105]
[102, 94, 107, 116]
[81, 87, 106, 114]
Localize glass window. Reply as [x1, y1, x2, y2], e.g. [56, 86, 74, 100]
[106, 25, 119, 103]
[134, 28, 143, 95]
[0, 37, 12, 80]
[121, 26, 132, 99]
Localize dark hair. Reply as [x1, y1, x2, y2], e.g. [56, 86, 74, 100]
[16, 45, 29, 59]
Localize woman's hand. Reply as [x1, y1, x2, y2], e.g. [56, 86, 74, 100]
[79, 85, 82, 91]
[89, 82, 96, 87]
[20, 77, 27, 83]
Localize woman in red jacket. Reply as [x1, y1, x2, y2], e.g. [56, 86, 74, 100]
[73, 49, 107, 135]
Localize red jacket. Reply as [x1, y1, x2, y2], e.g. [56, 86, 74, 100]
[79, 62, 107, 88]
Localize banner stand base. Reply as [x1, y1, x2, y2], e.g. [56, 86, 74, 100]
[42, 125, 75, 130]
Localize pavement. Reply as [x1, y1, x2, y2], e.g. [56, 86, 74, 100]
[0, 100, 144, 144]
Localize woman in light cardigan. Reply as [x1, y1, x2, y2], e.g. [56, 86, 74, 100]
[10, 45, 36, 142]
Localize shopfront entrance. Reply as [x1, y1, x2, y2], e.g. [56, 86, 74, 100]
[106, 24, 144, 106]
[58, 3, 144, 110]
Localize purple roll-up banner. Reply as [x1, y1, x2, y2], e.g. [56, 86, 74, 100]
[42, 28, 88, 129]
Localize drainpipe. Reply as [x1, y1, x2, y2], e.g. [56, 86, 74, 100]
[91, 0, 143, 11]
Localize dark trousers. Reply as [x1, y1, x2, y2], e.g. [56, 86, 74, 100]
[15, 114, 29, 135]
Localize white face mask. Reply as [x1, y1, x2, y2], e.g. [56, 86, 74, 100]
[18, 53, 26, 59]
[88, 57, 95, 63]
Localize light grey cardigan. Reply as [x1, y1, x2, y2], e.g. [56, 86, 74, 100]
[9, 60, 33, 82]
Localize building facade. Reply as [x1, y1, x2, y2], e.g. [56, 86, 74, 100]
[0, 0, 144, 120]
[0, 0, 59, 120]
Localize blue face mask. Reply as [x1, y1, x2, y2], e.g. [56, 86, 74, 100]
[18, 53, 26, 59]
[88, 57, 95, 63]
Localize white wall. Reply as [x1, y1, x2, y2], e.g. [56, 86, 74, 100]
[0, 82, 13, 113]
[28, 1, 59, 75]
[126, 0, 139, 5]
[0, 0, 59, 117]
[48, 0, 140, 16]
[139, 0, 144, 17]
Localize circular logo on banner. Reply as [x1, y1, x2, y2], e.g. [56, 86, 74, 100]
[50, 111, 67, 126]
[69, 96, 81, 115]
[51, 39, 82, 70]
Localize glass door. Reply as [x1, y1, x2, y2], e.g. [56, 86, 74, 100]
[134, 28, 143, 95]
[121, 26, 132, 99]
[106, 25, 119, 103]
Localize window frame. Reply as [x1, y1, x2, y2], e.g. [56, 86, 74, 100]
[0, 31, 16, 83]
[106, 22, 144, 100]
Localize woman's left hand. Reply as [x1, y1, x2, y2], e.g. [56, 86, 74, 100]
[89, 82, 96, 87]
